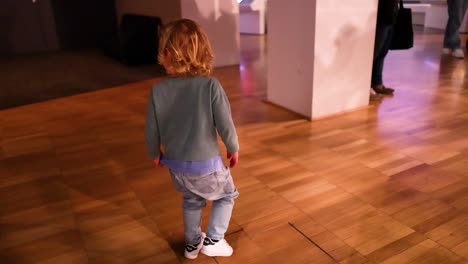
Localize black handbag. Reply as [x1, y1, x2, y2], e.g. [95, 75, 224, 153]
[390, 0, 414, 50]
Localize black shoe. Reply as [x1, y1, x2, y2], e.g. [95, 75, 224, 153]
[372, 85, 394, 94]
[369, 93, 382, 101]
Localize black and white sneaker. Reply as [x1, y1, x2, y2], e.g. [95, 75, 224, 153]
[200, 237, 233, 257]
[184, 232, 206, 259]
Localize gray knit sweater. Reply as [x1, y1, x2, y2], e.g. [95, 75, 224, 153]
[145, 76, 239, 161]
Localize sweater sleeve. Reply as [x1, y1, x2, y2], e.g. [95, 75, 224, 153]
[145, 88, 161, 159]
[211, 80, 239, 153]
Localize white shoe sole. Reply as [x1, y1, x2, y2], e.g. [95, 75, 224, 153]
[201, 247, 233, 257]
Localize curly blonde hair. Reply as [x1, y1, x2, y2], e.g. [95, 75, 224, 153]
[158, 19, 214, 77]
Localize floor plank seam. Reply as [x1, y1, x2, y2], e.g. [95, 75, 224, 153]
[226, 227, 245, 237]
[288, 222, 340, 264]
[56, 147, 92, 264]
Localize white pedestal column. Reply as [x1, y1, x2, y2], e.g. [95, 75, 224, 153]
[267, 0, 378, 119]
[239, 0, 267, 34]
[425, 3, 448, 30]
[181, 0, 240, 67]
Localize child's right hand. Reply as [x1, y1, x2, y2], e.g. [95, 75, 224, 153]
[154, 156, 165, 167]
[154, 157, 161, 166]
[227, 152, 238, 168]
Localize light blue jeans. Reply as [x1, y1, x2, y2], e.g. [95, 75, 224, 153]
[169, 166, 239, 245]
[444, 0, 468, 49]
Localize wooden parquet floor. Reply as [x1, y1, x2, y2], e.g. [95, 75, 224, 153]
[1, 31, 468, 263]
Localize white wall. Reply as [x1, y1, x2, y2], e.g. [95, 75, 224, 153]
[424, 3, 448, 29]
[461, 7, 468, 33]
[181, 0, 240, 67]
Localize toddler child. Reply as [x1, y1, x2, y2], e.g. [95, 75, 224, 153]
[145, 19, 239, 259]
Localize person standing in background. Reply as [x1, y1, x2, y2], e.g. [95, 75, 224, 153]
[371, 0, 399, 100]
[443, 0, 468, 59]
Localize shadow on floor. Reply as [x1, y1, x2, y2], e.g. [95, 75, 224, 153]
[0, 49, 165, 110]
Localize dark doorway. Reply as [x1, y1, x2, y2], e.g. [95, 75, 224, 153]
[0, 0, 119, 56]
[50, 0, 119, 50]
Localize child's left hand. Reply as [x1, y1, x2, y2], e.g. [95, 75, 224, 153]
[227, 152, 238, 168]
